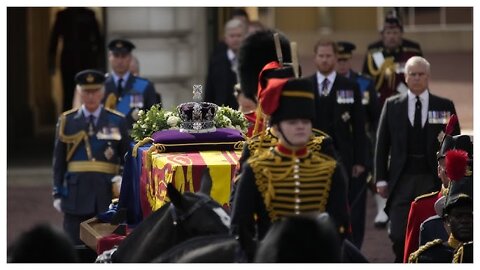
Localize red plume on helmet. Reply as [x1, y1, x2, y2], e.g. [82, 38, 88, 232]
[257, 61, 289, 116]
[445, 114, 458, 136]
[445, 149, 468, 181]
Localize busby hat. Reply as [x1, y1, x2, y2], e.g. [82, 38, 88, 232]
[108, 39, 136, 54]
[437, 135, 473, 160]
[336, 41, 356, 60]
[259, 76, 315, 125]
[74, 69, 105, 90]
[237, 30, 292, 102]
[437, 114, 465, 160]
[442, 149, 473, 216]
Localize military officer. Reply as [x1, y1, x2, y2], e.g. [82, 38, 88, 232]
[335, 40, 380, 248]
[362, 12, 423, 106]
[408, 148, 473, 263]
[52, 69, 129, 244]
[103, 39, 160, 132]
[230, 77, 350, 246]
[403, 119, 471, 262]
[308, 39, 367, 248]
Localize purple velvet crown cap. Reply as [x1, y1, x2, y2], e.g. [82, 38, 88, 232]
[151, 128, 245, 152]
[152, 128, 245, 144]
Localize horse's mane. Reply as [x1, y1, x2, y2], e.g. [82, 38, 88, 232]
[153, 234, 234, 262]
[111, 201, 174, 262]
[254, 214, 342, 263]
[175, 236, 239, 263]
[113, 189, 229, 262]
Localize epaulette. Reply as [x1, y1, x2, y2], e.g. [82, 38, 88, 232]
[414, 190, 439, 202]
[246, 129, 278, 153]
[61, 108, 79, 117]
[105, 107, 125, 117]
[312, 128, 331, 138]
[408, 239, 443, 263]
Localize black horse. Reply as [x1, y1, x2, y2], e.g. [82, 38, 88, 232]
[154, 234, 239, 263]
[254, 213, 342, 262]
[156, 213, 368, 263]
[111, 168, 231, 263]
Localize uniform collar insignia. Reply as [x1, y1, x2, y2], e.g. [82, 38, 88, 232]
[275, 144, 308, 158]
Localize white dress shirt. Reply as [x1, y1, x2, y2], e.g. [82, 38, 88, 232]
[112, 71, 131, 89]
[82, 104, 102, 125]
[316, 71, 337, 96]
[407, 89, 429, 128]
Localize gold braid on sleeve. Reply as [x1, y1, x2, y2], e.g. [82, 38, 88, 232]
[408, 239, 443, 263]
[367, 52, 396, 91]
[452, 245, 464, 263]
[58, 114, 91, 161]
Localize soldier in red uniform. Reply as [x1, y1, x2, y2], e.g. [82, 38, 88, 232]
[403, 117, 471, 262]
[408, 147, 473, 263]
[362, 12, 423, 106]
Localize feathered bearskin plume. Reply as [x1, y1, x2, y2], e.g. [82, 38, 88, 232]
[445, 149, 469, 181]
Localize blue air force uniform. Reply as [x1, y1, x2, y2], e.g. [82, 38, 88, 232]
[52, 70, 129, 244]
[103, 39, 160, 131]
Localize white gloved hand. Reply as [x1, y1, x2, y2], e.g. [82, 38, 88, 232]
[111, 175, 122, 199]
[53, 198, 62, 213]
[111, 175, 122, 184]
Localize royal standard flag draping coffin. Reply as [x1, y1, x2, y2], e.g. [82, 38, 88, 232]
[141, 128, 244, 216]
[119, 88, 247, 223]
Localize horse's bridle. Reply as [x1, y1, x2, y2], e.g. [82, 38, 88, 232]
[168, 195, 212, 226]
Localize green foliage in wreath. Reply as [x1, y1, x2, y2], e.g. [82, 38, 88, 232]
[131, 104, 248, 141]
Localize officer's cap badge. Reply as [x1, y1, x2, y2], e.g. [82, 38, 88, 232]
[86, 73, 94, 83]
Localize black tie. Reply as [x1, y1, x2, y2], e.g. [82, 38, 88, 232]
[117, 78, 124, 95]
[321, 78, 330, 96]
[414, 96, 422, 129]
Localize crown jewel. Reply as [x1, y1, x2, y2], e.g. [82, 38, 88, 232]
[176, 85, 218, 133]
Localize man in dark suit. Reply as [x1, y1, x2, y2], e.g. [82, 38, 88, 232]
[375, 56, 460, 262]
[103, 39, 160, 132]
[362, 12, 423, 106]
[308, 39, 367, 249]
[52, 70, 129, 244]
[204, 18, 247, 110]
[335, 41, 381, 248]
[48, 7, 104, 111]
